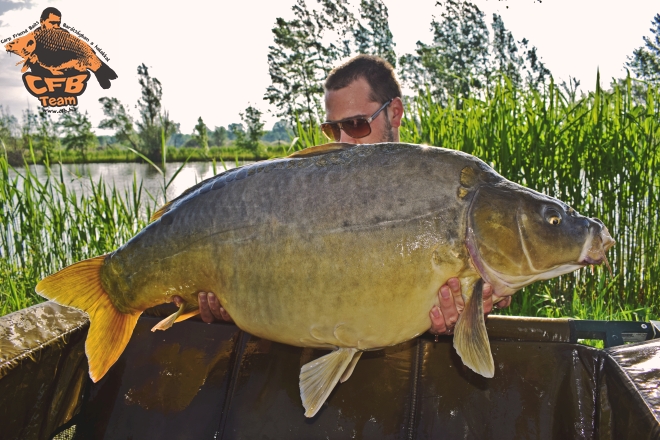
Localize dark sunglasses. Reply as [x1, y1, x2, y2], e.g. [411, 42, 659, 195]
[321, 98, 393, 141]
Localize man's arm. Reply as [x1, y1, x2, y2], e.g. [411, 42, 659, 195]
[183, 278, 511, 328]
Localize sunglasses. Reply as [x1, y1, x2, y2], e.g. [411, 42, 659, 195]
[321, 98, 393, 141]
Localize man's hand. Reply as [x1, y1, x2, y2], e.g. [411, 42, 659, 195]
[172, 293, 233, 323]
[429, 278, 511, 335]
[198, 292, 233, 323]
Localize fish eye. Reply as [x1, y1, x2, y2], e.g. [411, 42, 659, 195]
[545, 209, 562, 226]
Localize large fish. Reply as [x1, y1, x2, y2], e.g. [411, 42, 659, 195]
[37, 143, 614, 417]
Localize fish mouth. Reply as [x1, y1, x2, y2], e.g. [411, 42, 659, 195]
[578, 225, 615, 275]
[578, 226, 615, 265]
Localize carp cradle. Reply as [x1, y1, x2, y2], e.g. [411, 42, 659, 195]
[1, 302, 659, 440]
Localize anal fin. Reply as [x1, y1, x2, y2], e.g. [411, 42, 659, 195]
[151, 302, 200, 332]
[453, 279, 495, 378]
[300, 348, 359, 417]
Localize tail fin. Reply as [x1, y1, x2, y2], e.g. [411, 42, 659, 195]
[92, 62, 118, 89]
[35, 255, 141, 382]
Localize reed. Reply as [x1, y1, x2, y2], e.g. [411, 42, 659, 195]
[399, 76, 660, 321]
[0, 142, 157, 315]
[2, 76, 658, 324]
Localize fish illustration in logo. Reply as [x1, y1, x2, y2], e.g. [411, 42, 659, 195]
[4, 7, 117, 89]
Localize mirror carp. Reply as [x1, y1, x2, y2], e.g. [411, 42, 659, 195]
[36, 143, 614, 417]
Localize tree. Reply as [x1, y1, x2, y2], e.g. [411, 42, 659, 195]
[399, 0, 491, 102]
[59, 109, 97, 161]
[262, 119, 292, 143]
[98, 97, 140, 149]
[227, 123, 244, 141]
[266, 0, 402, 126]
[211, 126, 227, 146]
[353, 0, 396, 67]
[99, 63, 178, 161]
[21, 108, 39, 149]
[518, 38, 551, 90]
[398, 1, 550, 101]
[626, 13, 660, 84]
[490, 13, 523, 86]
[265, 0, 354, 126]
[234, 106, 265, 154]
[0, 106, 20, 152]
[35, 108, 59, 160]
[192, 117, 209, 153]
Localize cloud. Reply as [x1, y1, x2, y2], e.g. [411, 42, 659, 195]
[0, 0, 36, 27]
[0, 0, 35, 15]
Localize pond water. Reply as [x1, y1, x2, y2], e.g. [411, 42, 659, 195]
[9, 161, 250, 202]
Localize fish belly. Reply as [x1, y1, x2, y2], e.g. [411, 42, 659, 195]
[214, 220, 458, 350]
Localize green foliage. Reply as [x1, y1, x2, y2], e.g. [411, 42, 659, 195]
[400, 0, 491, 100]
[192, 116, 209, 153]
[227, 123, 243, 141]
[59, 109, 97, 161]
[17, 108, 60, 161]
[0, 106, 19, 144]
[626, 13, 660, 84]
[265, 0, 345, 126]
[262, 119, 292, 143]
[211, 126, 227, 146]
[2, 80, 660, 323]
[99, 64, 179, 161]
[353, 0, 396, 66]
[398, 1, 550, 102]
[266, 0, 395, 126]
[35, 109, 59, 160]
[401, 76, 660, 321]
[234, 106, 265, 154]
[0, 149, 156, 315]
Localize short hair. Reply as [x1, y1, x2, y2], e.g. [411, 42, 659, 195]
[40, 7, 62, 21]
[325, 55, 401, 104]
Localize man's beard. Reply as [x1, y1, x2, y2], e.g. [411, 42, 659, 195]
[380, 109, 395, 143]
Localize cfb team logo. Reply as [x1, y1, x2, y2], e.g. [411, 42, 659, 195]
[3, 7, 117, 108]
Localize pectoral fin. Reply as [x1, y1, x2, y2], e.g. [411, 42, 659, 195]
[299, 348, 359, 417]
[453, 279, 495, 378]
[151, 302, 200, 332]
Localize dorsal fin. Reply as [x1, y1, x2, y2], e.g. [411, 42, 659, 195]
[288, 143, 355, 158]
[150, 201, 173, 222]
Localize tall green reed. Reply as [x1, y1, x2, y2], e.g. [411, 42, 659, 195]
[0, 141, 158, 315]
[400, 76, 660, 320]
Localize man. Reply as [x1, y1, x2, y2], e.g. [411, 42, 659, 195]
[188, 55, 510, 334]
[39, 7, 63, 30]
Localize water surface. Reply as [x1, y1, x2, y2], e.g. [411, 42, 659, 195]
[9, 161, 249, 202]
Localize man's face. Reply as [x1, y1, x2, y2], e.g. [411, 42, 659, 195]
[324, 77, 402, 144]
[41, 13, 61, 30]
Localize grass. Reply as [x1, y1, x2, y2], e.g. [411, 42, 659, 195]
[1, 76, 658, 328]
[0, 143, 158, 315]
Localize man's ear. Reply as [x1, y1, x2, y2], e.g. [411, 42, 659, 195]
[389, 97, 404, 128]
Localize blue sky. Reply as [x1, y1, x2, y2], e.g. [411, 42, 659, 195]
[0, 0, 657, 135]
